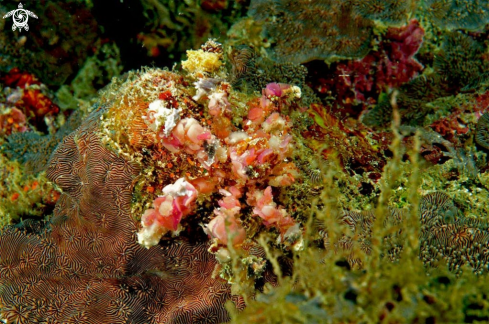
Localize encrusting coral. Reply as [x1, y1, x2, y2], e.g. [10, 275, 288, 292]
[313, 192, 489, 273]
[245, 0, 489, 66]
[422, 0, 489, 31]
[476, 112, 489, 150]
[247, 0, 414, 64]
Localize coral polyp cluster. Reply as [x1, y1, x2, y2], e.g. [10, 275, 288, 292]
[138, 177, 198, 247]
[101, 63, 304, 252]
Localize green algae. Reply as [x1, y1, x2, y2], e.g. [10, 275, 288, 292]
[226, 121, 489, 323]
[0, 152, 55, 228]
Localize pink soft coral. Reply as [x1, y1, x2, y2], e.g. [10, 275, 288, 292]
[162, 117, 212, 154]
[248, 186, 295, 234]
[205, 188, 246, 245]
[141, 82, 301, 249]
[311, 20, 424, 118]
[344, 20, 424, 103]
[138, 178, 198, 248]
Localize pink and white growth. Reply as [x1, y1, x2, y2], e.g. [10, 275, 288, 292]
[138, 178, 198, 248]
[192, 77, 221, 101]
[264, 82, 289, 98]
[228, 109, 295, 183]
[248, 186, 296, 235]
[145, 99, 215, 159]
[163, 117, 211, 153]
[260, 82, 301, 113]
[204, 187, 246, 246]
[208, 91, 231, 117]
[192, 78, 231, 117]
[140, 82, 303, 249]
[144, 99, 181, 137]
[161, 117, 227, 168]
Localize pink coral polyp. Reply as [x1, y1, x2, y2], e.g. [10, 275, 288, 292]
[138, 178, 198, 248]
[207, 213, 246, 246]
[264, 83, 290, 98]
[249, 186, 295, 233]
[206, 189, 246, 246]
[142, 196, 179, 231]
[165, 117, 212, 154]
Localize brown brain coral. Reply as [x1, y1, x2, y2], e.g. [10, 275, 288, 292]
[0, 109, 245, 323]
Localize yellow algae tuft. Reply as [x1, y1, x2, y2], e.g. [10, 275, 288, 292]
[182, 49, 223, 76]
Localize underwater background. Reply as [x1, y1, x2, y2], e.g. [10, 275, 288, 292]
[2, 0, 489, 323]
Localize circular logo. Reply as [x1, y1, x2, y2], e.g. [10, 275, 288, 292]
[13, 9, 28, 28]
[2, 3, 38, 32]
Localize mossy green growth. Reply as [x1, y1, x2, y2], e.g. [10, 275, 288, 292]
[227, 127, 489, 323]
[0, 151, 55, 228]
[229, 246, 489, 323]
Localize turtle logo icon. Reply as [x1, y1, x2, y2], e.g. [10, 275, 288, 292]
[3, 3, 38, 32]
